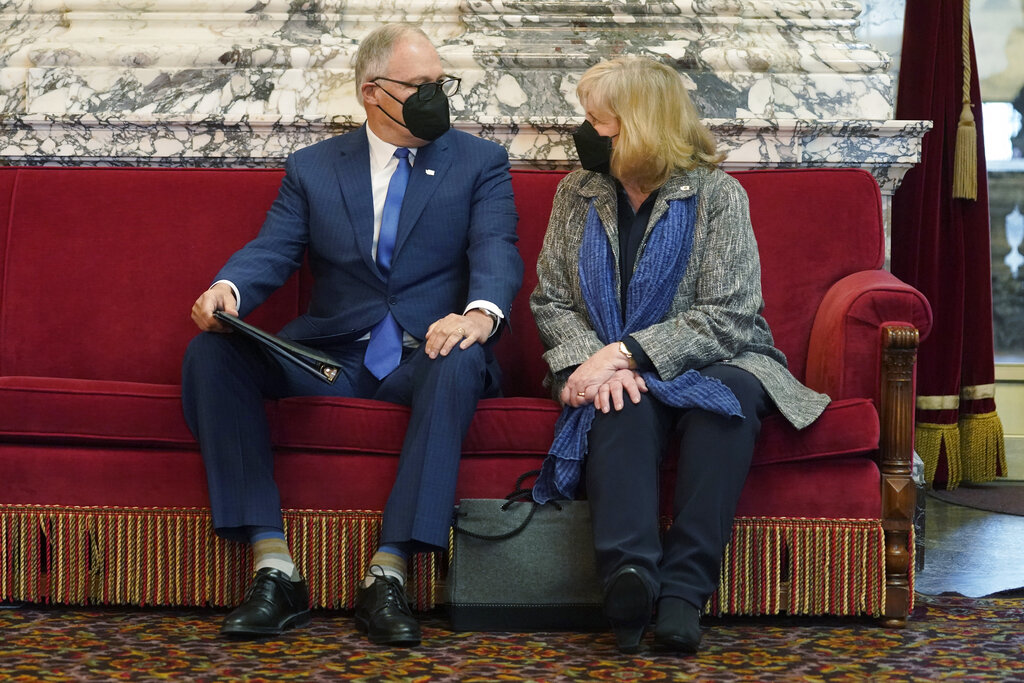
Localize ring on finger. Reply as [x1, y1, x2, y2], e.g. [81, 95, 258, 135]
[457, 327, 466, 336]
[577, 391, 586, 398]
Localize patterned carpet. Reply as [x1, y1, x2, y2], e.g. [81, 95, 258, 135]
[1, 594, 1022, 682]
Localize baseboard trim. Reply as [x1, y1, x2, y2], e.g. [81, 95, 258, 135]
[1004, 435, 1024, 481]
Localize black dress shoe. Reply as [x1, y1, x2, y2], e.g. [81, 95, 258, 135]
[652, 596, 702, 654]
[603, 565, 654, 654]
[220, 568, 311, 637]
[354, 569, 421, 647]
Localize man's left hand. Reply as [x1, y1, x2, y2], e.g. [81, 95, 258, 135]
[424, 310, 493, 359]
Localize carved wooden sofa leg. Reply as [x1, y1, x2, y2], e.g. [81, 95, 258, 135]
[878, 325, 920, 628]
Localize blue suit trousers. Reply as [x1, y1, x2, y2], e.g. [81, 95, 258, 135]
[181, 331, 499, 549]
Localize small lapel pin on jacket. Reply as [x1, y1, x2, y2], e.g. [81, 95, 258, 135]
[425, 169, 435, 176]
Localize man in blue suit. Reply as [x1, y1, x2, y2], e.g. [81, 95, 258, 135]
[181, 23, 522, 646]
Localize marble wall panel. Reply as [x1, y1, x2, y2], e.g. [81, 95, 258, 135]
[0, 0, 927, 199]
[1, 1, 898, 120]
[23, 66, 365, 118]
[858, 0, 905, 88]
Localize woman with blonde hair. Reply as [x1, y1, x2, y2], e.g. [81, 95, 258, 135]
[530, 56, 828, 654]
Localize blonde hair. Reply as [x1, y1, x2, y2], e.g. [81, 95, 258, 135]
[576, 56, 723, 193]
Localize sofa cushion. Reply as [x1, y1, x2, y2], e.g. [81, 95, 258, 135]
[0, 375, 876, 475]
[494, 169, 565, 400]
[271, 396, 562, 456]
[0, 376, 563, 457]
[752, 397, 878, 467]
[0, 377, 193, 447]
[0, 167, 298, 386]
[732, 168, 885, 382]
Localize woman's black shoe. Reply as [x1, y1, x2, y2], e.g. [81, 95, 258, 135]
[220, 567, 311, 637]
[652, 596, 702, 654]
[603, 565, 654, 654]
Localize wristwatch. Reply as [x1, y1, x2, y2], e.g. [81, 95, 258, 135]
[474, 308, 500, 333]
[618, 340, 637, 369]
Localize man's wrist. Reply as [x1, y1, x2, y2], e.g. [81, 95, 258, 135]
[469, 307, 499, 334]
[211, 280, 239, 306]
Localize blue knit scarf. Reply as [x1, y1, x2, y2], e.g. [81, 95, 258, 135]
[533, 195, 743, 503]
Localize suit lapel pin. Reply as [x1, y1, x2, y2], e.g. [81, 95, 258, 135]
[425, 169, 436, 176]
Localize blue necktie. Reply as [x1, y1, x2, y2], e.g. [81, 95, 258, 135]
[364, 147, 411, 379]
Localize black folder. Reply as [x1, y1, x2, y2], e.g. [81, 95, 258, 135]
[213, 311, 340, 384]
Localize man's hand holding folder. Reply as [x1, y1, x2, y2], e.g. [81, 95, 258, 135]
[212, 311, 340, 384]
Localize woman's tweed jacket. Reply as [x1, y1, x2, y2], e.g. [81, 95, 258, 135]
[529, 166, 829, 430]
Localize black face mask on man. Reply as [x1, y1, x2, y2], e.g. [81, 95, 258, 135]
[375, 81, 451, 141]
[572, 120, 614, 174]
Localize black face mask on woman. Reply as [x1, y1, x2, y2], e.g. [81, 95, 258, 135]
[572, 120, 614, 174]
[375, 82, 451, 141]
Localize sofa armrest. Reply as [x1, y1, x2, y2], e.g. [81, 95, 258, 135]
[805, 270, 932, 403]
[807, 270, 931, 627]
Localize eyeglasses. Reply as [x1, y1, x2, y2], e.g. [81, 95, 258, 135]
[371, 76, 462, 100]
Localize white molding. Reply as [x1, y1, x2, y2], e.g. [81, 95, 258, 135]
[995, 364, 1024, 382]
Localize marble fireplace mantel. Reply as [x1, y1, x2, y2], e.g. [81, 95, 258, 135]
[0, 113, 930, 197]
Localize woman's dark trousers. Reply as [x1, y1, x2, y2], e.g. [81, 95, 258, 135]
[584, 363, 771, 610]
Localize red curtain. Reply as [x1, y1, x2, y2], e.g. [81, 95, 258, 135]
[892, 0, 1006, 488]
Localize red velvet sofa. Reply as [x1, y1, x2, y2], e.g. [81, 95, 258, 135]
[0, 165, 931, 624]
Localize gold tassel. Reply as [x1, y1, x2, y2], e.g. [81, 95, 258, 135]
[959, 411, 1007, 483]
[709, 518, 885, 617]
[952, 0, 977, 200]
[0, 505, 440, 610]
[916, 421, 962, 489]
[953, 102, 978, 199]
[2, 506, 892, 618]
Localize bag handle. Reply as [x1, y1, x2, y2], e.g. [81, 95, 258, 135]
[452, 469, 563, 541]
